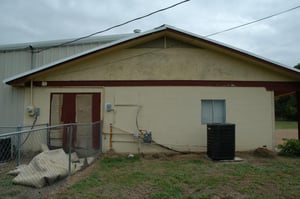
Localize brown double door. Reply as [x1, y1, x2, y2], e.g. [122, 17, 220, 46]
[50, 93, 101, 150]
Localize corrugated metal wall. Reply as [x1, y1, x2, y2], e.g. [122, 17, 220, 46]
[0, 50, 31, 125]
[0, 37, 117, 125]
[33, 43, 102, 67]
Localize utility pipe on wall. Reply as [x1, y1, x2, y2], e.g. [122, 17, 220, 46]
[30, 80, 33, 106]
[109, 123, 113, 150]
[25, 79, 35, 116]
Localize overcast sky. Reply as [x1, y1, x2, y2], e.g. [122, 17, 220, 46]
[0, 0, 299, 67]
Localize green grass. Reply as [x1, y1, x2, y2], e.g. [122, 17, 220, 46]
[275, 121, 298, 129]
[53, 154, 300, 199]
[0, 174, 22, 197]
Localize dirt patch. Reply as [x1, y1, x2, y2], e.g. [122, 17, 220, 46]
[141, 152, 205, 160]
[253, 147, 276, 158]
[275, 129, 298, 146]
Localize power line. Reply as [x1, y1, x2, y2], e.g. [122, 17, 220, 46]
[39, 0, 190, 52]
[205, 5, 300, 37]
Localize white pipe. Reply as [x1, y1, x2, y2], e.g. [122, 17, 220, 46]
[30, 79, 33, 106]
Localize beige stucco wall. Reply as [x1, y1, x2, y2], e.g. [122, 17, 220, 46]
[102, 86, 274, 153]
[36, 47, 296, 82]
[22, 85, 274, 153]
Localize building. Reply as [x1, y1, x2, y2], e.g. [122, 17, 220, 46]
[0, 33, 132, 125]
[2, 25, 300, 153]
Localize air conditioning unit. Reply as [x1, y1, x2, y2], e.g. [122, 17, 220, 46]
[207, 124, 235, 160]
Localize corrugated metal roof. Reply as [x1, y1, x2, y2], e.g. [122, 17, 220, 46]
[0, 33, 134, 51]
[3, 24, 300, 84]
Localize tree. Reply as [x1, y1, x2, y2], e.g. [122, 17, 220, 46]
[274, 63, 299, 121]
[275, 94, 297, 120]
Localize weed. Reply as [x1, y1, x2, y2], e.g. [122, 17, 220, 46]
[187, 196, 210, 199]
[149, 180, 183, 199]
[71, 172, 103, 191]
[248, 195, 278, 199]
[99, 156, 141, 171]
[0, 175, 14, 187]
[278, 139, 300, 157]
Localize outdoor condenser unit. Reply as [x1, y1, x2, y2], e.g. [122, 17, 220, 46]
[207, 123, 235, 160]
[0, 137, 11, 162]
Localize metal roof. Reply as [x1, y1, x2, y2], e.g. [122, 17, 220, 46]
[0, 33, 134, 51]
[3, 24, 300, 85]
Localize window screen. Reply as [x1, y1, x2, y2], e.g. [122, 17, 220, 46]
[201, 100, 226, 124]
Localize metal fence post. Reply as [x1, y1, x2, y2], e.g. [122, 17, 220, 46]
[100, 121, 103, 153]
[16, 126, 22, 166]
[46, 123, 50, 146]
[68, 125, 73, 176]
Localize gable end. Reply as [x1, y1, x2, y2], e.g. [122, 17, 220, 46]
[131, 36, 200, 49]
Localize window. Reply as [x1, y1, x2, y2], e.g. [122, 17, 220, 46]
[201, 100, 226, 124]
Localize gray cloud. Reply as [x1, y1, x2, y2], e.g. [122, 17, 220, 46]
[0, 0, 299, 66]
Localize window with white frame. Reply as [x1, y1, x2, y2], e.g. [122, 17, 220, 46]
[201, 99, 226, 124]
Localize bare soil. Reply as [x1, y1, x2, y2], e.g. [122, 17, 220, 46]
[275, 129, 298, 145]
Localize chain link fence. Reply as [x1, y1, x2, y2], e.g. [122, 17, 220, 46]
[0, 124, 48, 164]
[0, 122, 102, 188]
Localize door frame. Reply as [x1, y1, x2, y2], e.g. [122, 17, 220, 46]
[49, 92, 102, 150]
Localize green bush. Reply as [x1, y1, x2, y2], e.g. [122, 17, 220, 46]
[278, 139, 300, 157]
